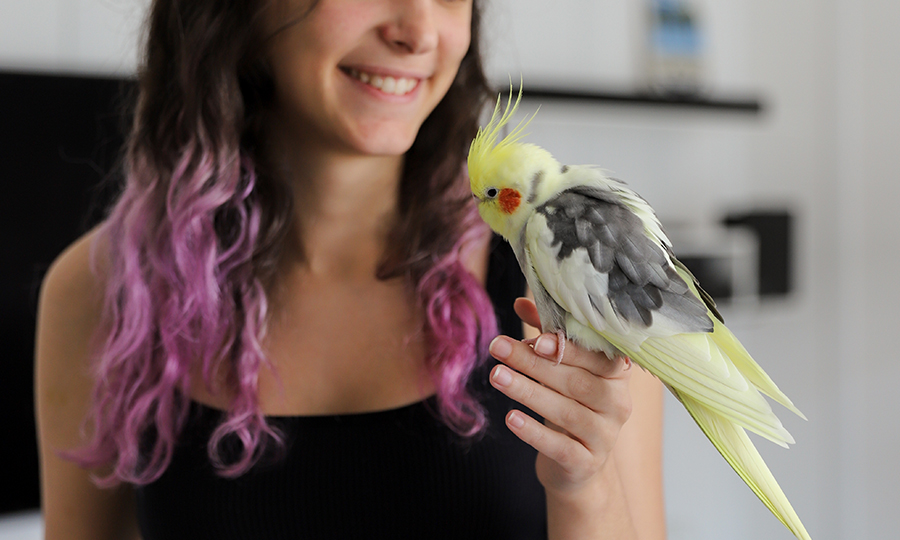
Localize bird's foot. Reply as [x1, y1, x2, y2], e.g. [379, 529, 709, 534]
[524, 331, 567, 365]
[552, 330, 566, 365]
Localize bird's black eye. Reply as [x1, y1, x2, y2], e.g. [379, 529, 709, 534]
[485, 187, 499, 199]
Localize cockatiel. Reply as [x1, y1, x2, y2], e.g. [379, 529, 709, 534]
[468, 88, 811, 540]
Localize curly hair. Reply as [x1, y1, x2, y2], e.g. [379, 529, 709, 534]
[72, 0, 496, 484]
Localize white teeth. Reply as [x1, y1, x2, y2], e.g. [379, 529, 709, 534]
[347, 68, 418, 95]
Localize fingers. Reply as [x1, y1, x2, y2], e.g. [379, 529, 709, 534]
[493, 333, 631, 404]
[494, 301, 637, 490]
[532, 333, 632, 379]
[491, 362, 614, 458]
[489, 336, 633, 454]
[502, 409, 596, 478]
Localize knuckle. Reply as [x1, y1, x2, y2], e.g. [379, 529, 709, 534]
[553, 440, 576, 466]
[560, 405, 586, 429]
[567, 372, 595, 401]
[553, 441, 592, 474]
[528, 425, 548, 449]
[511, 342, 540, 373]
[518, 379, 537, 402]
[616, 395, 634, 424]
[526, 348, 540, 372]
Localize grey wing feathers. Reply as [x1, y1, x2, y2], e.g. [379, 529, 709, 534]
[537, 186, 713, 333]
[672, 255, 724, 324]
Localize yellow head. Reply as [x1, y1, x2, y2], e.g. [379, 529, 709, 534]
[468, 87, 559, 240]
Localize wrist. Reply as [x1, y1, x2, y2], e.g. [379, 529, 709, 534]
[545, 458, 637, 540]
[544, 458, 613, 509]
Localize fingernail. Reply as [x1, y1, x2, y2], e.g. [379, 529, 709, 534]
[492, 365, 513, 386]
[508, 411, 526, 428]
[490, 336, 512, 359]
[534, 335, 557, 357]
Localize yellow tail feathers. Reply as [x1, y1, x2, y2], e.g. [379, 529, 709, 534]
[710, 321, 807, 420]
[675, 389, 812, 540]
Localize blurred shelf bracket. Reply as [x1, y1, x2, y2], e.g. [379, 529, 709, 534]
[666, 208, 793, 303]
[667, 224, 759, 303]
[723, 209, 793, 297]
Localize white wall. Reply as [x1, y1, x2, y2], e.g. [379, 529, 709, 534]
[833, 1, 900, 539]
[4, 1, 900, 539]
[482, 0, 756, 95]
[0, 0, 147, 75]
[0, 511, 41, 540]
[725, 1, 900, 538]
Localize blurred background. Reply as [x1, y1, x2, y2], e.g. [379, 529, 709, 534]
[2, 0, 898, 538]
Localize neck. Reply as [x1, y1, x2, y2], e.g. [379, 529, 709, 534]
[266, 125, 406, 279]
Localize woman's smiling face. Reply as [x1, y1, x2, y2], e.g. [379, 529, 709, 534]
[264, 0, 473, 157]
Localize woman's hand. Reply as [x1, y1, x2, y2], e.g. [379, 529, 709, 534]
[489, 298, 634, 495]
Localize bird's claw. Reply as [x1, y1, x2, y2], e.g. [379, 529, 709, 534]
[553, 330, 566, 365]
[524, 330, 567, 365]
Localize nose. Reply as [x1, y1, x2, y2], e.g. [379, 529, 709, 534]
[380, 0, 439, 54]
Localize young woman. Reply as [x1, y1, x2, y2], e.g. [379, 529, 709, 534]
[35, 1, 666, 538]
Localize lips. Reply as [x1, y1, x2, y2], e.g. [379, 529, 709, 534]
[344, 68, 420, 96]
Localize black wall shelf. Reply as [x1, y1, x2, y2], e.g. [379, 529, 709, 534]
[513, 87, 764, 114]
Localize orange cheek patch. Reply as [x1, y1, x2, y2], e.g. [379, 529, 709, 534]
[499, 188, 522, 214]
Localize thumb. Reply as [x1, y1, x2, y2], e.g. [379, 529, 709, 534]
[513, 297, 542, 330]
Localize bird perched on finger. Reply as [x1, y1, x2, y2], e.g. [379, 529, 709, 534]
[468, 87, 811, 540]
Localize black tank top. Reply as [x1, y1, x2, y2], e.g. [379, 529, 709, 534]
[136, 237, 548, 539]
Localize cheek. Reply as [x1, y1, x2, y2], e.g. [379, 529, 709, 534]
[438, 10, 472, 68]
[499, 188, 522, 214]
[449, 21, 471, 55]
[313, 0, 376, 38]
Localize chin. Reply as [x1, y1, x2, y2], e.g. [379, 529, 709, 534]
[352, 126, 420, 156]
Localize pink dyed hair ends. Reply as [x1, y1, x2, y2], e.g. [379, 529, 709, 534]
[71, 147, 284, 484]
[72, 148, 498, 484]
[419, 214, 498, 437]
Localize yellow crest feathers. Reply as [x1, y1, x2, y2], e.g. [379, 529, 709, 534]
[468, 83, 538, 182]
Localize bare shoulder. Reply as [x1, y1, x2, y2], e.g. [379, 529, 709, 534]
[36, 226, 140, 540]
[35, 225, 109, 443]
[36, 227, 109, 394]
[39, 226, 108, 323]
